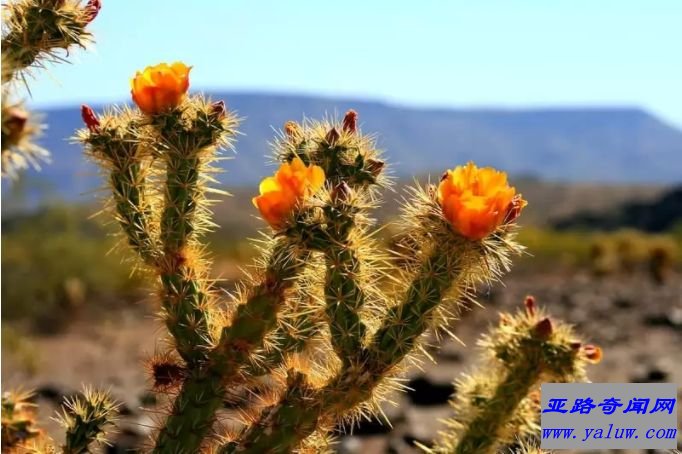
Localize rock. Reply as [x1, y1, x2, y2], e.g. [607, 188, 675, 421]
[644, 308, 682, 330]
[630, 366, 669, 383]
[35, 384, 64, 403]
[407, 376, 455, 406]
[106, 426, 144, 453]
[138, 391, 157, 407]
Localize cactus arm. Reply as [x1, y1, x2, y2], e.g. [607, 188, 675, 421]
[368, 247, 457, 370]
[451, 362, 539, 454]
[1, 0, 99, 83]
[431, 299, 594, 454]
[57, 388, 118, 454]
[153, 239, 307, 454]
[148, 106, 235, 365]
[229, 240, 502, 453]
[79, 113, 161, 266]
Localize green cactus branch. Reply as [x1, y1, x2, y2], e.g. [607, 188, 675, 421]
[430, 299, 591, 454]
[57, 387, 119, 454]
[153, 238, 308, 454]
[1, 0, 99, 83]
[79, 109, 160, 266]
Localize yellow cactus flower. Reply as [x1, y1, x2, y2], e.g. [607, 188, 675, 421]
[437, 162, 526, 240]
[253, 157, 325, 228]
[130, 62, 191, 115]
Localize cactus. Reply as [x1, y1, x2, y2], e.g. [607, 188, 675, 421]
[1, 387, 117, 454]
[427, 296, 602, 454]
[70, 61, 601, 453]
[1, 0, 99, 178]
[2, 390, 43, 451]
[55, 387, 119, 454]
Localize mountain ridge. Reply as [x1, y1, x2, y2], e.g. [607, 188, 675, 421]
[9, 91, 682, 204]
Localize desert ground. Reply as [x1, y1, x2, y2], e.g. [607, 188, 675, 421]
[4, 266, 680, 453]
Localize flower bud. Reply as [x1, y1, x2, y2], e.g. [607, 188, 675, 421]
[366, 159, 385, 177]
[331, 181, 352, 203]
[3, 107, 28, 144]
[84, 0, 101, 23]
[342, 109, 358, 133]
[81, 104, 100, 133]
[325, 127, 340, 145]
[524, 295, 536, 316]
[210, 100, 226, 120]
[505, 194, 528, 224]
[284, 121, 301, 139]
[534, 317, 553, 339]
[583, 344, 603, 364]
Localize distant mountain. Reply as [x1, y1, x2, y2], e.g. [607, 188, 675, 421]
[554, 186, 682, 232]
[7, 92, 682, 204]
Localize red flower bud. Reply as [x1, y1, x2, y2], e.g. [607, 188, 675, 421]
[505, 194, 527, 224]
[524, 295, 536, 316]
[81, 104, 100, 133]
[83, 0, 101, 23]
[4, 107, 28, 143]
[366, 159, 385, 177]
[342, 109, 358, 133]
[331, 181, 352, 203]
[325, 127, 340, 145]
[210, 100, 226, 120]
[569, 341, 582, 351]
[534, 317, 553, 339]
[583, 344, 603, 364]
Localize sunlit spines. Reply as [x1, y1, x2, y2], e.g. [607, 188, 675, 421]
[55, 386, 118, 454]
[1, 98, 48, 178]
[1, 390, 44, 452]
[429, 298, 600, 454]
[1, 0, 99, 83]
[272, 110, 389, 194]
[77, 105, 161, 266]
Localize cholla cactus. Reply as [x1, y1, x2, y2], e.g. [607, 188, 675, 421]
[55, 387, 119, 454]
[74, 61, 598, 453]
[428, 296, 602, 454]
[1, 0, 99, 178]
[2, 387, 116, 454]
[2, 390, 43, 451]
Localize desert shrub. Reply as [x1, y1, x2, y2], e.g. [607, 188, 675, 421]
[2, 204, 143, 331]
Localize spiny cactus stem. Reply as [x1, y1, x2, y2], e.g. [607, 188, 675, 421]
[151, 370, 225, 454]
[156, 133, 213, 364]
[214, 240, 306, 367]
[1, 0, 94, 83]
[369, 247, 457, 370]
[109, 161, 159, 266]
[231, 247, 466, 453]
[153, 240, 306, 454]
[452, 360, 540, 454]
[323, 204, 367, 363]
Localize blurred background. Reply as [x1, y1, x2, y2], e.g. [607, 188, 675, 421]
[2, 1, 681, 452]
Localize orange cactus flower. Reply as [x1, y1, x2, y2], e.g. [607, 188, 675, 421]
[437, 162, 526, 240]
[253, 157, 325, 228]
[130, 62, 191, 115]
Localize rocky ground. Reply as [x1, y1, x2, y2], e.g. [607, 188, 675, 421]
[3, 270, 681, 453]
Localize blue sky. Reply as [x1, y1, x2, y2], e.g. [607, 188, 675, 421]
[24, 0, 682, 127]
